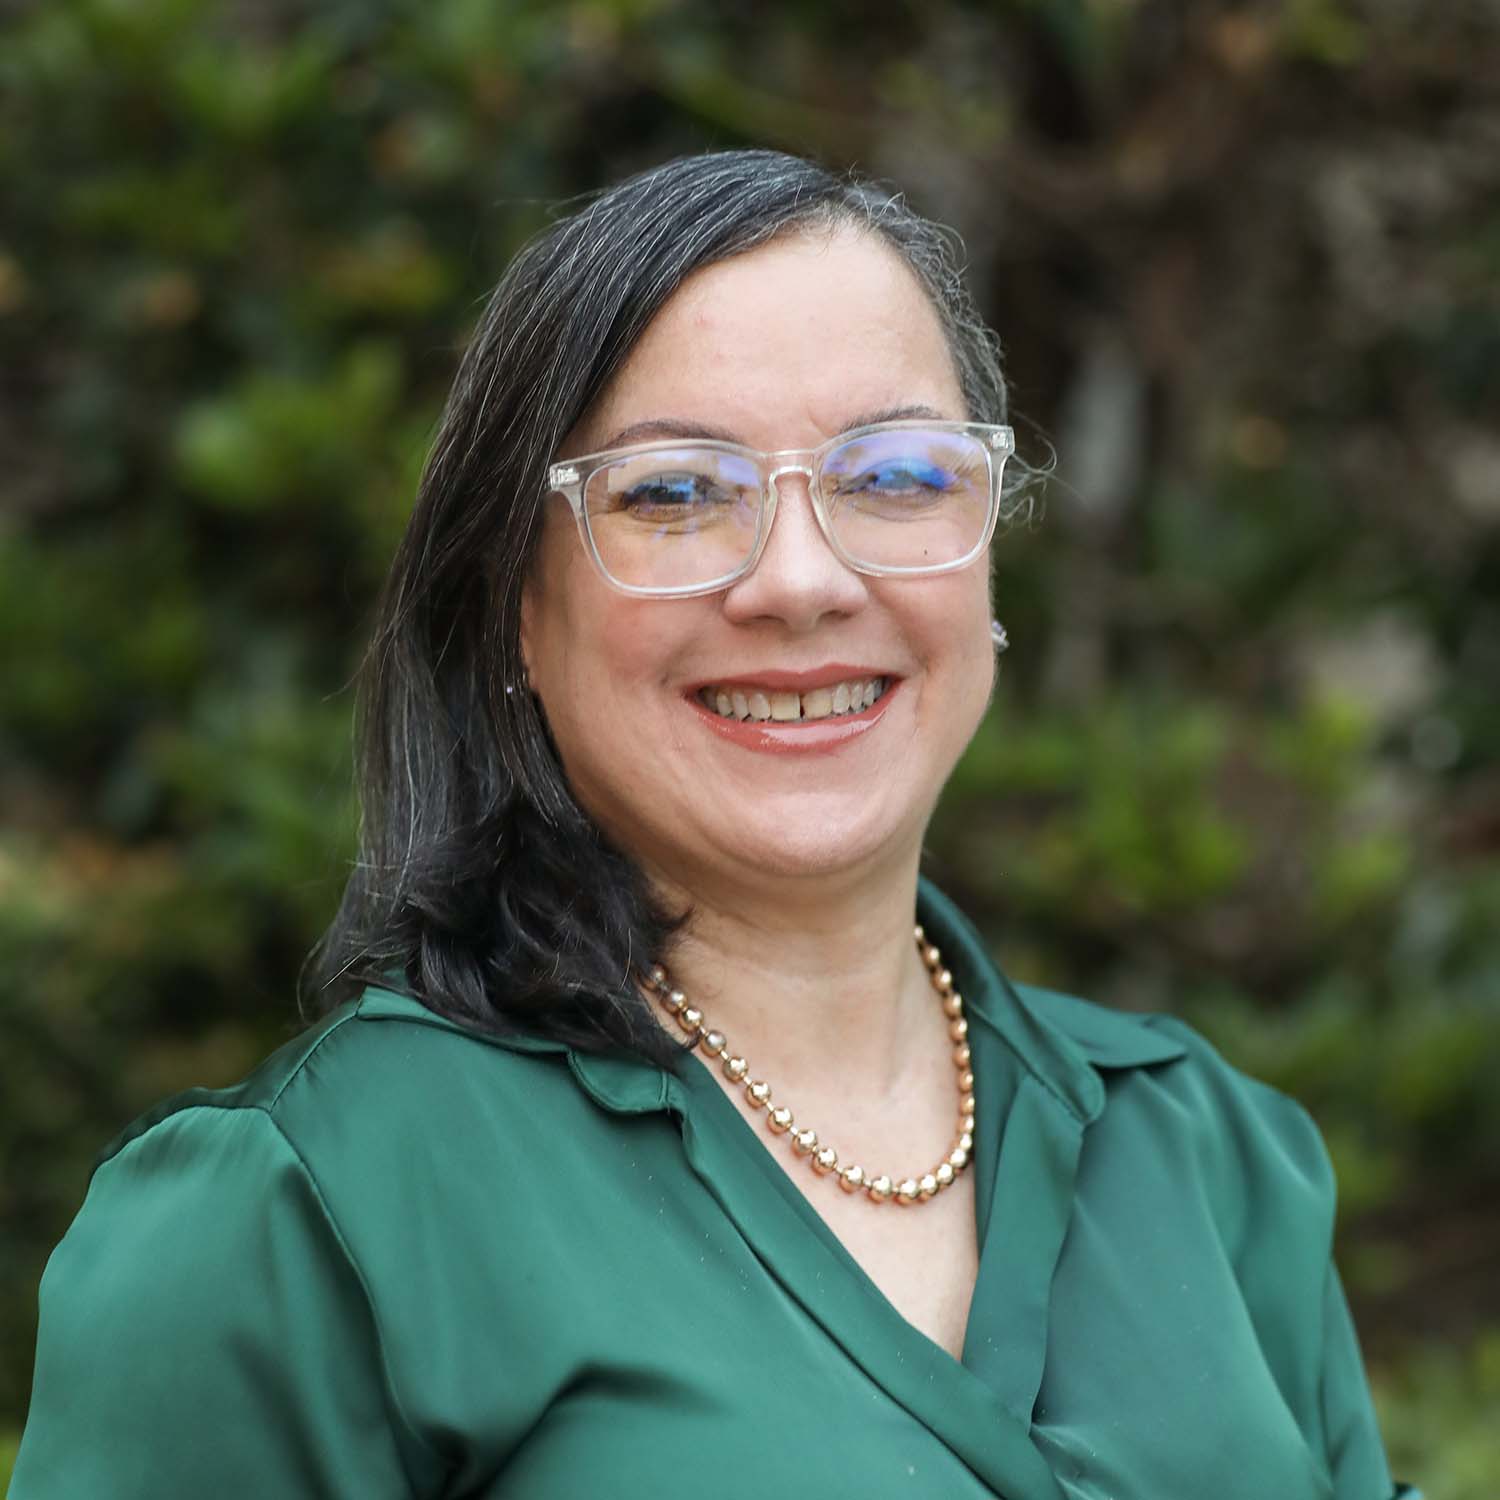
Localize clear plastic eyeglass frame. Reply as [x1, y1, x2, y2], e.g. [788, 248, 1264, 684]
[545, 419, 1017, 599]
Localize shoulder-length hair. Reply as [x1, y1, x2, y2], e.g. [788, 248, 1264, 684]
[308, 148, 1017, 1064]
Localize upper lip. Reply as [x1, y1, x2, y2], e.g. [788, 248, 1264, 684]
[685, 665, 897, 694]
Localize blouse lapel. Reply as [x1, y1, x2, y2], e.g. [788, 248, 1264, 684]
[923, 881, 1189, 1431]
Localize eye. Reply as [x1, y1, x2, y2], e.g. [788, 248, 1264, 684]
[843, 457, 958, 496]
[585, 448, 763, 543]
[828, 454, 963, 512]
[599, 469, 758, 537]
[616, 472, 732, 515]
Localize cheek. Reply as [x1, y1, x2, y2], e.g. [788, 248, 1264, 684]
[906, 570, 990, 667]
[576, 606, 693, 696]
[525, 578, 702, 760]
[524, 534, 657, 692]
[533, 603, 706, 842]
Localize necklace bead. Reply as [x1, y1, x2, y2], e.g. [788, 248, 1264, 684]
[645, 926, 974, 1207]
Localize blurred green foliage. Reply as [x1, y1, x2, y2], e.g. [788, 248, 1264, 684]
[1373, 1328, 1500, 1497]
[0, 1432, 20, 1491]
[2, 0, 1497, 1481]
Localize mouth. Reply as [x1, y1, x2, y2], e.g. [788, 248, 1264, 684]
[695, 675, 893, 724]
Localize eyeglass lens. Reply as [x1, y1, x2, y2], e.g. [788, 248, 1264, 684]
[581, 428, 995, 592]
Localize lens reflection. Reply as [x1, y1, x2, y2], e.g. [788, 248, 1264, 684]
[820, 430, 990, 571]
[584, 447, 763, 591]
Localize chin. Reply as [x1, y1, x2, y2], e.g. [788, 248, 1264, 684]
[702, 794, 925, 886]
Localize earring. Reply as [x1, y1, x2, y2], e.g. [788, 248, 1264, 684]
[990, 620, 1009, 653]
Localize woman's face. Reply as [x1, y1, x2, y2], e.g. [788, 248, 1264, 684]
[521, 227, 995, 900]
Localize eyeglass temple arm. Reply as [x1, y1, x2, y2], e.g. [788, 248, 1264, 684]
[546, 464, 586, 516]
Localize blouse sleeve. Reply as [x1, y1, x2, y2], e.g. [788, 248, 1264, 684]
[1320, 1258, 1424, 1500]
[1149, 1012, 1420, 1500]
[10, 1103, 437, 1498]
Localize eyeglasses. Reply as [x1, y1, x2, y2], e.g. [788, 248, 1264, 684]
[546, 419, 1016, 598]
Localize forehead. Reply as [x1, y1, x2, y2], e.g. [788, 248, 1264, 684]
[573, 226, 965, 452]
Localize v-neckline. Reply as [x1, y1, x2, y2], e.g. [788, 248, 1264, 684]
[662, 911, 1081, 1500]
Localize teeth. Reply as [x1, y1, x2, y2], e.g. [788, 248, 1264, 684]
[699, 677, 888, 723]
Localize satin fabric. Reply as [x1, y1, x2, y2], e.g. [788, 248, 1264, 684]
[13, 882, 1418, 1498]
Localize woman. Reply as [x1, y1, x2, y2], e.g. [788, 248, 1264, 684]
[13, 150, 1415, 1498]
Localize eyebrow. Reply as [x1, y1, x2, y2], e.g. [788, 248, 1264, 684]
[595, 403, 950, 452]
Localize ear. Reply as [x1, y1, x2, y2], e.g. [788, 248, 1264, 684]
[518, 581, 537, 687]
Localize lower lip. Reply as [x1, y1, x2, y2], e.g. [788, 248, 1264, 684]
[687, 683, 899, 755]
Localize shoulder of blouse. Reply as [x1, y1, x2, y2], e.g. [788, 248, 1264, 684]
[994, 972, 1332, 1186]
[1138, 1009, 1335, 1189]
[1110, 1004, 1339, 1246]
[993, 972, 1336, 1237]
[90, 985, 589, 1180]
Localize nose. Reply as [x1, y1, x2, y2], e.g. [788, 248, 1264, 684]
[720, 468, 868, 632]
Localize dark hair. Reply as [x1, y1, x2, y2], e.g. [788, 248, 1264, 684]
[307, 148, 1020, 1064]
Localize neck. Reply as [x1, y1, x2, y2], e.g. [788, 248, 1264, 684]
[649, 853, 937, 1099]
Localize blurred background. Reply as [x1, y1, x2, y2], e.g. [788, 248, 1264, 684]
[2, 0, 1497, 1486]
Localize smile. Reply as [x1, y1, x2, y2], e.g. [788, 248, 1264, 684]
[697, 677, 891, 724]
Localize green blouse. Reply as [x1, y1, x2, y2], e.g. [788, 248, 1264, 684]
[14, 883, 1417, 1499]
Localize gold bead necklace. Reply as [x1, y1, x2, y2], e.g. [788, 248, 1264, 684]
[644, 924, 975, 1207]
